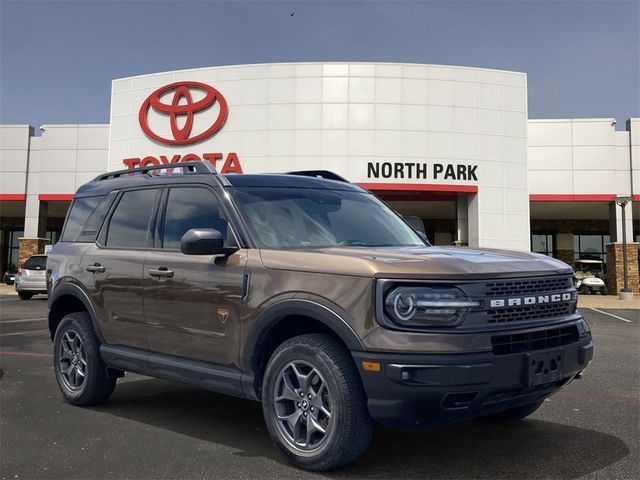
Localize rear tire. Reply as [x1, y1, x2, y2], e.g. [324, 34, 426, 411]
[483, 400, 543, 422]
[53, 312, 116, 406]
[18, 292, 33, 300]
[262, 334, 374, 471]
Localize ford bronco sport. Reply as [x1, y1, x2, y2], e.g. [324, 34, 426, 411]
[47, 162, 593, 471]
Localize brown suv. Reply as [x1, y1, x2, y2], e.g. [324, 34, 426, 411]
[47, 162, 593, 471]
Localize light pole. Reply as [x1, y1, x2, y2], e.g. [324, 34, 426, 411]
[615, 196, 633, 300]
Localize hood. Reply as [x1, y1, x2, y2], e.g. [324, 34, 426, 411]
[259, 246, 573, 279]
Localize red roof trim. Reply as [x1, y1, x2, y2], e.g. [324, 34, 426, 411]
[39, 194, 74, 201]
[0, 194, 26, 201]
[357, 183, 478, 193]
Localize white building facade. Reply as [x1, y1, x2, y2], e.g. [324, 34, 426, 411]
[0, 63, 638, 292]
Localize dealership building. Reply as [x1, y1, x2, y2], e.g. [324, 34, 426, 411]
[0, 62, 638, 294]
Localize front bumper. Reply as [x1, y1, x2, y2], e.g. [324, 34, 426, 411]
[353, 320, 593, 428]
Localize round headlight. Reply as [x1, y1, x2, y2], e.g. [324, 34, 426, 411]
[393, 292, 417, 321]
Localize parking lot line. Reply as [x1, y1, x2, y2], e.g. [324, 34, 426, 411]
[0, 317, 48, 324]
[590, 308, 633, 323]
[0, 329, 49, 337]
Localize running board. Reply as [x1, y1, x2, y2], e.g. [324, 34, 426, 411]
[100, 345, 257, 400]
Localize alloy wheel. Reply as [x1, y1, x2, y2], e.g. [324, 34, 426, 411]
[273, 361, 333, 452]
[58, 330, 87, 391]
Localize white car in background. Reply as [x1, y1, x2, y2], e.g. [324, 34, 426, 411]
[14, 255, 48, 300]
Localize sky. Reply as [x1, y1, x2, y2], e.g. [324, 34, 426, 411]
[0, 0, 638, 130]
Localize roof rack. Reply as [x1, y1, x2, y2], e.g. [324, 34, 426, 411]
[286, 170, 350, 183]
[93, 161, 216, 181]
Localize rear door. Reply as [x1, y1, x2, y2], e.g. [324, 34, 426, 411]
[143, 185, 246, 366]
[81, 188, 161, 349]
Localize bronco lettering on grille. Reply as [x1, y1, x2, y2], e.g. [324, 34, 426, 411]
[489, 292, 575, 308]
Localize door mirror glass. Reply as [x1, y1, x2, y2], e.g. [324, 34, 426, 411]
[403, 216, 426, 235]
[180, 228, 236, 256]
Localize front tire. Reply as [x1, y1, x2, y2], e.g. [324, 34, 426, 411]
[53, 312, 116, 406]
[262, 334, 374, 471]
[483, 400, 543, 422]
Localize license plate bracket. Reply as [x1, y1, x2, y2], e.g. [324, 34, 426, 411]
[523, 349, 564, 387]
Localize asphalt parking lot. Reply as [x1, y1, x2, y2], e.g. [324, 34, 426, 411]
[0, 293, 638, 480]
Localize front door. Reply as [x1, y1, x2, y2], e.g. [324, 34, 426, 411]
[143, 186, 246, 366]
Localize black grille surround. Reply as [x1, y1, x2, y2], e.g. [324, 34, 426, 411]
[375, 273, 579, 332]
[461, 273, 578, 328]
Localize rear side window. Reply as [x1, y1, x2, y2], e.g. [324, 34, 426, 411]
[61, 196, 102, 242]
[24, 256, 47, 270]
[162, 187, 229, 249]
[106, 189, 160, 248]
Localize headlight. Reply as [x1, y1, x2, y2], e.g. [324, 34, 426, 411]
[384, 286, 479, 328]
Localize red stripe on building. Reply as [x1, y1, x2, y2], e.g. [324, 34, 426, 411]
[38, 194, 74, 201]
[0, 194, 26, 201]
[358, 183, 478, 193]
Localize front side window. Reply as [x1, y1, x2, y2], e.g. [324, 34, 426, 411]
[106, 189, 160, 248]
[231, 187, 425, 249]
[162, 187, 229, 249]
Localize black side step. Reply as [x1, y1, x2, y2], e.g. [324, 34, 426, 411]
[100, 345, 256, 400]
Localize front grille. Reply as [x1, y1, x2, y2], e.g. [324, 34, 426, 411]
[487, 302, 575, 323]
[491, 325, 579, 355]
[484, 277, 573, 297]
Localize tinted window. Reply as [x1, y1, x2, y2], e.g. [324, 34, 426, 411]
[76, 192, 116, 243]
[24, 256, 47, 270]
[231, 188, 424, 249]
[162, 187, 229, 249]
[61, 196, 101, 242]
[106, 189, 159, 248]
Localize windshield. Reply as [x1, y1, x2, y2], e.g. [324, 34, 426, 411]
[231, 187, 426, 249]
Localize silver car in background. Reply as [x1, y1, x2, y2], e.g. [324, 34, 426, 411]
[15, 255, 48, 300]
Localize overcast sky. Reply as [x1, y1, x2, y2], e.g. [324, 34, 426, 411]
[1, 0, 638, 129]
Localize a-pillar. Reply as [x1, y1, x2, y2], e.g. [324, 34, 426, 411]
[18, 195, 49, 266]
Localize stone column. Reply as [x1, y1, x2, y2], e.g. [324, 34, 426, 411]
[556, 233, 575, 268]
[605, 242, 639, 295]
[18, 238, 49, 266]
[18, 196, 50, 265]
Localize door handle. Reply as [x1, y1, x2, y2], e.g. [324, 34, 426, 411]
[86, 263, 106, 273]
[148, 267, 174, 279]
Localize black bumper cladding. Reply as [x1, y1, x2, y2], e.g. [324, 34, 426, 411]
[353, 319, 593, 428]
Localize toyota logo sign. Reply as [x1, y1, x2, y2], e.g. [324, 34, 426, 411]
[138, 81, 228, 145]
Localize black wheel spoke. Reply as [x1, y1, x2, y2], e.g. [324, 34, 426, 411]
[58, 329, 87, 391]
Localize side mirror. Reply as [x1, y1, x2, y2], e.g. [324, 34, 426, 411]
[180, 228, 237, 256]
[403, 215, 426, 235]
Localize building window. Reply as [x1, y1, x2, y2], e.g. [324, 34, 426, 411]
[7, 230, 23, 271]
[531, 234, 554, 256]
[574, 234, 610, 263]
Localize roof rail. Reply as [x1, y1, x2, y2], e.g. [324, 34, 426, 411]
[93, 161, 216, 181]
[286, 170, 350, 183]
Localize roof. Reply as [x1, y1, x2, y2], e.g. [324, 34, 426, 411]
[74, 170, 365, 197]
[221, 173, 364, 191]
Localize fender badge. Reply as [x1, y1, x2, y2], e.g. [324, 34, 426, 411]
[217, 308, 229, 324]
